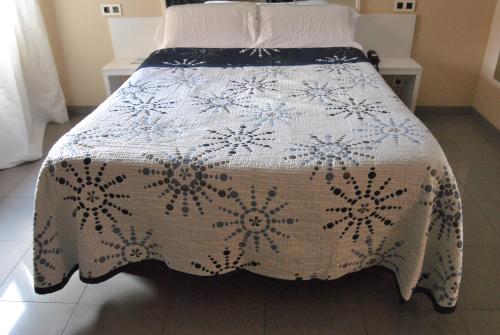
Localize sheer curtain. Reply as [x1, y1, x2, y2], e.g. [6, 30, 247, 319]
[0, 0, 68, 169]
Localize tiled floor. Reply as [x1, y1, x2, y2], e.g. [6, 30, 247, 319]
[0, 110, 499, 335]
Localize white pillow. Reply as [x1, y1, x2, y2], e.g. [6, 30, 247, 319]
[159, 3, 258, 48]
[255, 4, 360, 48]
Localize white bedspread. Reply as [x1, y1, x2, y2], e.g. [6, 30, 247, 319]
[34, 48, 463, 310]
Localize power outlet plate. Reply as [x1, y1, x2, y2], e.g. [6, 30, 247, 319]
[394, 0, 416, 12]
[101, 4, 122, 16]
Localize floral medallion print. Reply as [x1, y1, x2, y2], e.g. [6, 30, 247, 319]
[112, 94, 177, 119]
[228, 76, 278, 96]
[421, 166, 463, 250]
[162, 58, 206, 73]
[201, 125, 275, 157]
[324, 167, 408, 241]
[48, 157, 132, 233]
[327, 96, 389, 121]
[284, 134, 375, 183]
[339, 236, 405, 278]
[290, 81, 338, 103]
[356, 117, 429, 145]
[191, 247, 260, 275]
[334, 71, 384, 90]
[239, 48, 280, 58]
[419, 251, 462, 307]
[192, 91, 251, 115]
[214, 186, 297, 253]
[33, 215, 61, 287]
[240, 102, 303, 128]
[94, 225, 161, 270]
[140, 149, 231, 217]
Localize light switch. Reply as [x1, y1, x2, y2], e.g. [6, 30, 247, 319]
[394, 0, 416, 12]
[101, 4, 122, 16]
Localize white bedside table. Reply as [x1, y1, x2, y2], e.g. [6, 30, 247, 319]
[379, 57, 422, 113]
[102, 57, 145, 97]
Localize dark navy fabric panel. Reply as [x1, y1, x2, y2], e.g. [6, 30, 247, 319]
[139, 47, 369, 70]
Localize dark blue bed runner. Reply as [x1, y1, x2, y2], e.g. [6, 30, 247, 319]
[140, 47, 368, 69]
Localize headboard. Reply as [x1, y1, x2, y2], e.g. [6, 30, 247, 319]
[165, 0, 361, 11]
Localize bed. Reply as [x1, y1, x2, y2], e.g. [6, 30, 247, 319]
[33, 2, 463, 313]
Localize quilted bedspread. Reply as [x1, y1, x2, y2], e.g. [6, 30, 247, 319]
[34, 48, 463, 310]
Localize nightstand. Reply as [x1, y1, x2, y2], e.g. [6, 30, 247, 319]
[379, 57, 422, 113]
[102, 57, 145, 97]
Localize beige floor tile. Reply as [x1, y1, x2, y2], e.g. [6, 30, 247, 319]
[0, 198, 35, 241]
[364, 307, 468, 335]
[0, 240, 31, 286]
[63, 304, 167, 335]
[163, 307, 265, 335]
[0, 249, 86, 304]
[265, 272, 362, 311]
[0, 301, 75, 335]
[459, 247, 500, 310]
[265, 309, 366, 335]
[7, 167, 41, 199]
[461, 189, 500, 246]
[170, 272, 266, 310]
[461, 310, 500, 335]
[79, 268, 179, 307]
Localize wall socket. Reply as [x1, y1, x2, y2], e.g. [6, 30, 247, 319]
[101, 4, 122, 16]
[392, 76, 405, 87]
[394, 0, 416, 12]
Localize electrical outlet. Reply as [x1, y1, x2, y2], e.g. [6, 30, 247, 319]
[101, 4, 122, 16]
[392, 77, 405, 88]
[394, 0, 416, 12]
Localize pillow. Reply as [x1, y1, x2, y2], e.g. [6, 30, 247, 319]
[159, 3, 258, 48]
[255, 4, 360, 48]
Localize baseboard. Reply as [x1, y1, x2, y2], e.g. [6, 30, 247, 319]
[415, 105, 499, 135]
[67, 106, 97, 115]
[470, 107, 500, 136]
[415, 106, 473, 115]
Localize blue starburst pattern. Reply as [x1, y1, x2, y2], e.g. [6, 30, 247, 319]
[334, 71, 385, 90]
[162, 70, 209, 90]
[201, 125, 275, 156]
[63, 127, 125, 151]
[324, 167, 408, 241]
[239, 48, 280, 58]
[191, 247, 260, 275]
[140, 149, 231, 217]
[228, 76, 278, 96]
[94, 225, 161, 270]
[112, 94, 177, 119]
[240, 102, 303, 128]
[327, 96, 389, 120]
[120, 116, 192, 143]
[315, 55, 361, 76]
[34, 215, 62, 287]
[339, 236, 405, 278]
[284, 134, 375, 183]
[356, 117, 429, 145]
[418, 251, 462, 307]
[316, 55, 360, 64]
[115, 80, 171, 100]
[420, 166, 463, 250]
[214, 186, 297, 253]
[290, 81, 338, 103]
[48, 157, 132, 233]
[257, 66, 295, 79]
[192, 91, 251, 115]
[162, 58, 206, 73]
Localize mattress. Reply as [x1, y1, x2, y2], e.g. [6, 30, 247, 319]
[34, 47, 463, 311]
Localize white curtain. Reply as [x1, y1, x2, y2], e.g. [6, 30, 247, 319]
[0, 0, 68, 169]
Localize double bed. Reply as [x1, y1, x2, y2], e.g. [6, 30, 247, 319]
[34, 2, 463, 313]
